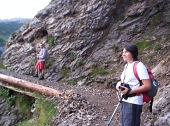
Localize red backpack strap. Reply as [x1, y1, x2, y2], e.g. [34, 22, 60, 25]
[133, 61, 140, 80]
[147, 69, 153, 79]
[133, 61, 142, 96]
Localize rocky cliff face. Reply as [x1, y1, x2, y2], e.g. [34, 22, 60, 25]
[1, 0, 170, 125]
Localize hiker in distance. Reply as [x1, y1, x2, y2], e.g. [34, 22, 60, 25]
[33, 43, 47, 80]
[116, 44, 151, 126]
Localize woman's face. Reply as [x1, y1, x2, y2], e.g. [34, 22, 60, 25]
[122, 48, 134, 63]
[39, 44, 43, 49]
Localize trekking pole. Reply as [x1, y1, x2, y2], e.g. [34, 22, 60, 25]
[116, 90, 120, 101]
[107, 82, 123, 126]
[107, 95, 123, 126]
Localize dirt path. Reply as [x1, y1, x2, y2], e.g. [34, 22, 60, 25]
[0, 69, 152, 126]
[0, 69, 121, 126]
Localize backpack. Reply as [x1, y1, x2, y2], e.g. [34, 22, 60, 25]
[45, 50, 50, 60]
[133, 61, 158, 112]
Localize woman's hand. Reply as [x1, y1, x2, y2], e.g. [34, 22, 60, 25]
[120, 86, 129, 95]
[116, 81, 121, 91]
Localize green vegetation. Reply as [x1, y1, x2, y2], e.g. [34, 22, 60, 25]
[0, 61, 6, 69]
[7, 95, 16, 105]
[45, 58, 52, 69]
[50, 0, 55, 3]
[68, 80, 77, 85]
[31, 58, 37, 66]
[133, 27, 138, 34]
[83, 37, 87, 41]
[0, 21, 27, 46]
[0, 88, 57, 126]
[0, 88, 9, 96]
[154, 44, 162, 51]
[135, 39, 152, 51]
[69, 52, 76, 58]
[146, 12, 161, 29]
[86, 29, 90, 33]
[60, 67, 71, 78]
[98, 41, 106, 47]
[79, 20, 83, 25]
[0, 88, 16, 105]
[147, 55, 152, 61]
[25, 22, 29, 29]
[112, 45, 119, 52]
[76, 60, 84, 66]
[47, 37, 55, 45]
[0, 88, 33, 113]
[118, 14, 125, 21]
[15, 95, 56, 126]
[91, 63, 108, 76]
[0, 38, 6, 47]
[32, 97, 56, 126]
[15, 94, 35, 117]
[110, 69, 116, 74]
[136, 38, 162, 52]
[152, 13, 161, 25]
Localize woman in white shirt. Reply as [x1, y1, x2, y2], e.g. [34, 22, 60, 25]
[116, 44, 151, 126]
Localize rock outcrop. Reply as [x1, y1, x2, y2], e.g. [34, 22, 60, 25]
[1, 0, 170, 125]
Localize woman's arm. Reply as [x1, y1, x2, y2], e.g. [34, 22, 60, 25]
[130, 79, 151, 93]
[120, 79, 151, 95]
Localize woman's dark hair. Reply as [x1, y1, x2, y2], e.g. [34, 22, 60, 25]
[124, 44, 138, 61]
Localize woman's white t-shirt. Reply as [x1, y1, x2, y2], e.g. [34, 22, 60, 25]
[121, 61, 149, 105]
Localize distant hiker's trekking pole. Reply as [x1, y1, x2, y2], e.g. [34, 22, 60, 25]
[107, 82, 123, 126]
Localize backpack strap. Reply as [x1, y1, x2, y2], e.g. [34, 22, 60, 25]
[133, 62, 142, 96]
[133, 61, 141, 84]
[149, 98, 153, 113]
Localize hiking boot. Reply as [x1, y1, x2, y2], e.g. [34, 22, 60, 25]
[39, 75, 44, 80]
[33, 73, 38, 77]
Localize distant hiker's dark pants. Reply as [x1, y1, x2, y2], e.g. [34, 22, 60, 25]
[121, 101, 142, 126]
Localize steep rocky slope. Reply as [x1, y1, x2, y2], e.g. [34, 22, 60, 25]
[1, 0, 170, 125]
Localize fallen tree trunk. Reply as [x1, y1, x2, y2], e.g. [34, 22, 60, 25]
[0, 83, 36, 97]
[0, 73, 63, 96]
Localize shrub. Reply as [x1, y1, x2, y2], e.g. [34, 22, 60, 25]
[152, 13, 161, 25]
[91, 64, 108, 76]
[118, 14, 125, 21]
[154, 44, 162, 51]
[15, 95, 56, 126]
[47, 37, 55, 45]
[60, 67, 71, 78]
[34, 97, 56, 126]
[68, 80, 77, 85]
[76, 60, 84, 66]
[0, 61, 6, 69]
[45, 58, 52, 69]
[0, 88, 9, 96]
[69, 52, 76, 58]
[7, 95, 16, 105]
[15, 94, 35, 117]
